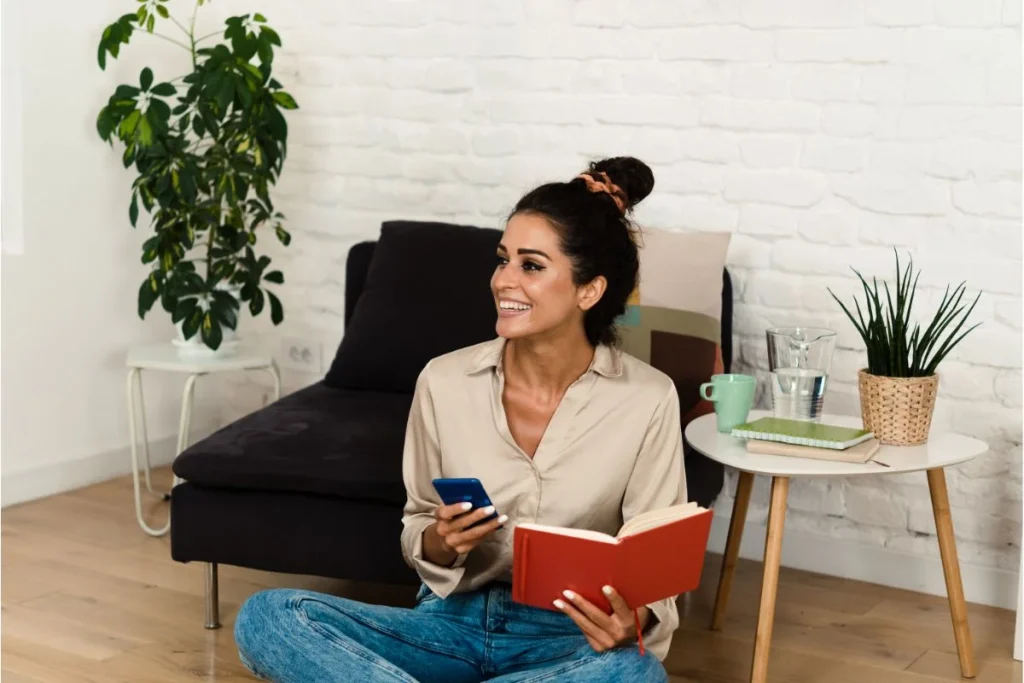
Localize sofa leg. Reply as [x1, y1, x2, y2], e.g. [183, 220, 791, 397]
[205, 562, 221, 629]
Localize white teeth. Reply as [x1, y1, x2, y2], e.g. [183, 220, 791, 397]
[500, 301, 531, 311]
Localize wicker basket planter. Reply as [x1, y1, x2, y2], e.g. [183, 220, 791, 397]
[857, 369, 939, 446]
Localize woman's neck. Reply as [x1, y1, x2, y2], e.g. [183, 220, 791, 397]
[503, 331, 595, 397]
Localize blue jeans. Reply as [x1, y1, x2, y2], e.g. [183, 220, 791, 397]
[234, 582, 668, 683]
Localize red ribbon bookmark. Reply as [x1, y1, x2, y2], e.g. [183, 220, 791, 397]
[633, 608, 645, 656]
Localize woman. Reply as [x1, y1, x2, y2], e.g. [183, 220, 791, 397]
[234, 156, 687, 683]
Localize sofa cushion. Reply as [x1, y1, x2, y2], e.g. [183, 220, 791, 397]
[172, 382, 413, 506]
[616, 229, 732, 429]
[325, 220, 503, 394]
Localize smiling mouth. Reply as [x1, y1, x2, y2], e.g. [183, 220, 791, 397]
[498, 300, 532, 314]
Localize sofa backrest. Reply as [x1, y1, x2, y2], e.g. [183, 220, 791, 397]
[325, 221, 504, 394]
[338, 227, 734, 385]
[344, 241, 378, 330]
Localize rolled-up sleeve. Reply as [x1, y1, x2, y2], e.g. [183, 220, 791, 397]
[399, 364, 468, 597]
[621, 380, 687, 661]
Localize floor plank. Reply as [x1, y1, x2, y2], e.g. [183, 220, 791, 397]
[0, 637, 108, 683]
[906, 649, 1022, 682]
[1, 467, 1018, 682]
[0, 603, 149, 661]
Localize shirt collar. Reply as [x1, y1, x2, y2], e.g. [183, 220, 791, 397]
[465, 337, 622, 378]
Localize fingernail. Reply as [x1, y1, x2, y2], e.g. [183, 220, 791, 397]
[497, 514, 508, 524]
[563, 590, 576, 600]
[602, 586, 613, 596]
[461, 502, 472, 511]
[483, 506, 495, 515]
[553, 599, 565, 610]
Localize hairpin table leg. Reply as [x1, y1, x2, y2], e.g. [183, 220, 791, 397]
[127, 368, 171, 537]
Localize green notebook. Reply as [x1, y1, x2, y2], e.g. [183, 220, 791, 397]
[730, 417, 873, 450]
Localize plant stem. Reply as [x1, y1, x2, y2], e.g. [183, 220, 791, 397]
[191, 0, 204, 280]
[170, 15, 191, 38]
[190, 0, 200, 72]
[195, 31, 221, 44]
[150, 32, 191, 51]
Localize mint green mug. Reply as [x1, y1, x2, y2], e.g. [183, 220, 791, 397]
[699, 374, 756, 433]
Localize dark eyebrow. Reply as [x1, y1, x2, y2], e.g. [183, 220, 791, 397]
[497, 243, 550, 259]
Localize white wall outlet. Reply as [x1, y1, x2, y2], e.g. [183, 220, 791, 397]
[280, 337, 322, 374]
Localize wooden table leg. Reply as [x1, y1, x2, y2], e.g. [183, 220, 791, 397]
[711, 471, 755, 630]
[927, 468, 976, 678]
[751, 476, 789, 683]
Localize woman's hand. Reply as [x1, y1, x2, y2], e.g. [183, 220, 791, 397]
[554, 585, 649, 653]
[423, 503, 507, 566]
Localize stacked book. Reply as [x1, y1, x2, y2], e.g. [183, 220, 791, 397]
[730, 417, 881, 463]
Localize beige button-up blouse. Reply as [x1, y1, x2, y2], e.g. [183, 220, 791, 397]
[400, 336, 687, 661]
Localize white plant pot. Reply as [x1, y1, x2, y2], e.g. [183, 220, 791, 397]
[173, 320, 240, 358]
[172, 287, 242, 358]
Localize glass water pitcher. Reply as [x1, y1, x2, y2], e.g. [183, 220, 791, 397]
[765, 327, 837, 422]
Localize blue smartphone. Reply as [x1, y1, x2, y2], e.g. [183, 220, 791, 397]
[431, 477, 499, 529]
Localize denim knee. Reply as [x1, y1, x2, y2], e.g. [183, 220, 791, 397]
[632, 650, 669, 683]
[600, 648, 668, 683]
[234, 588, 297, 677]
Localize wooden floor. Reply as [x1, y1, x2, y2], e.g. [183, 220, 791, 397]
[1, 468, 1019, 683]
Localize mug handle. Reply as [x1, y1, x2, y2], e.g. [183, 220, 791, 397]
[699, 382, 717, 401]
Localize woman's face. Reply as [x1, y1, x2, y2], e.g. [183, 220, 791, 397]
[490, 213, 604, 342]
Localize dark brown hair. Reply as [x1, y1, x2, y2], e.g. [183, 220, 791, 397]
[509, 156, 654, 347]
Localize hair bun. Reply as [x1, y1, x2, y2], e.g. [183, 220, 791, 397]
[587, 157, 654, 211]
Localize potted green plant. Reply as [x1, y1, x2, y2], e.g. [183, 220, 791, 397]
[828, 250, 982, 445]
[96, 0, 298, 354]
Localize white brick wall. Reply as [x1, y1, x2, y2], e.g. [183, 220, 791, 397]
[218, 0, 1021, 597]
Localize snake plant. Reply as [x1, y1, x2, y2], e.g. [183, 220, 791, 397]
[828, 250, 982, 378]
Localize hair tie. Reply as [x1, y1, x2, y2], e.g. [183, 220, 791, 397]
[577, 172, 627, 214]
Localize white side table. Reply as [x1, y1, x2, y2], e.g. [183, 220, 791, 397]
[126, 343, 281, 537]
[685, 409, 988, 683]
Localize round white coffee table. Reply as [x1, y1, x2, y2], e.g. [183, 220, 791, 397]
[125, 343, 281, 537]
[685, 409, 988, 683]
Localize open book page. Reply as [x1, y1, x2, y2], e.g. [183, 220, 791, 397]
[515, 501, 706, 544]
[617, 502, 704, 538]
[514, 523, 619, 544]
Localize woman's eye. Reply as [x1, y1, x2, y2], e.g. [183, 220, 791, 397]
[496, 255, 508, 266]
[522, 261, 543, 272]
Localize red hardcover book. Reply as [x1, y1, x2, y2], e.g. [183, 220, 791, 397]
[512, 502, 713, 615]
